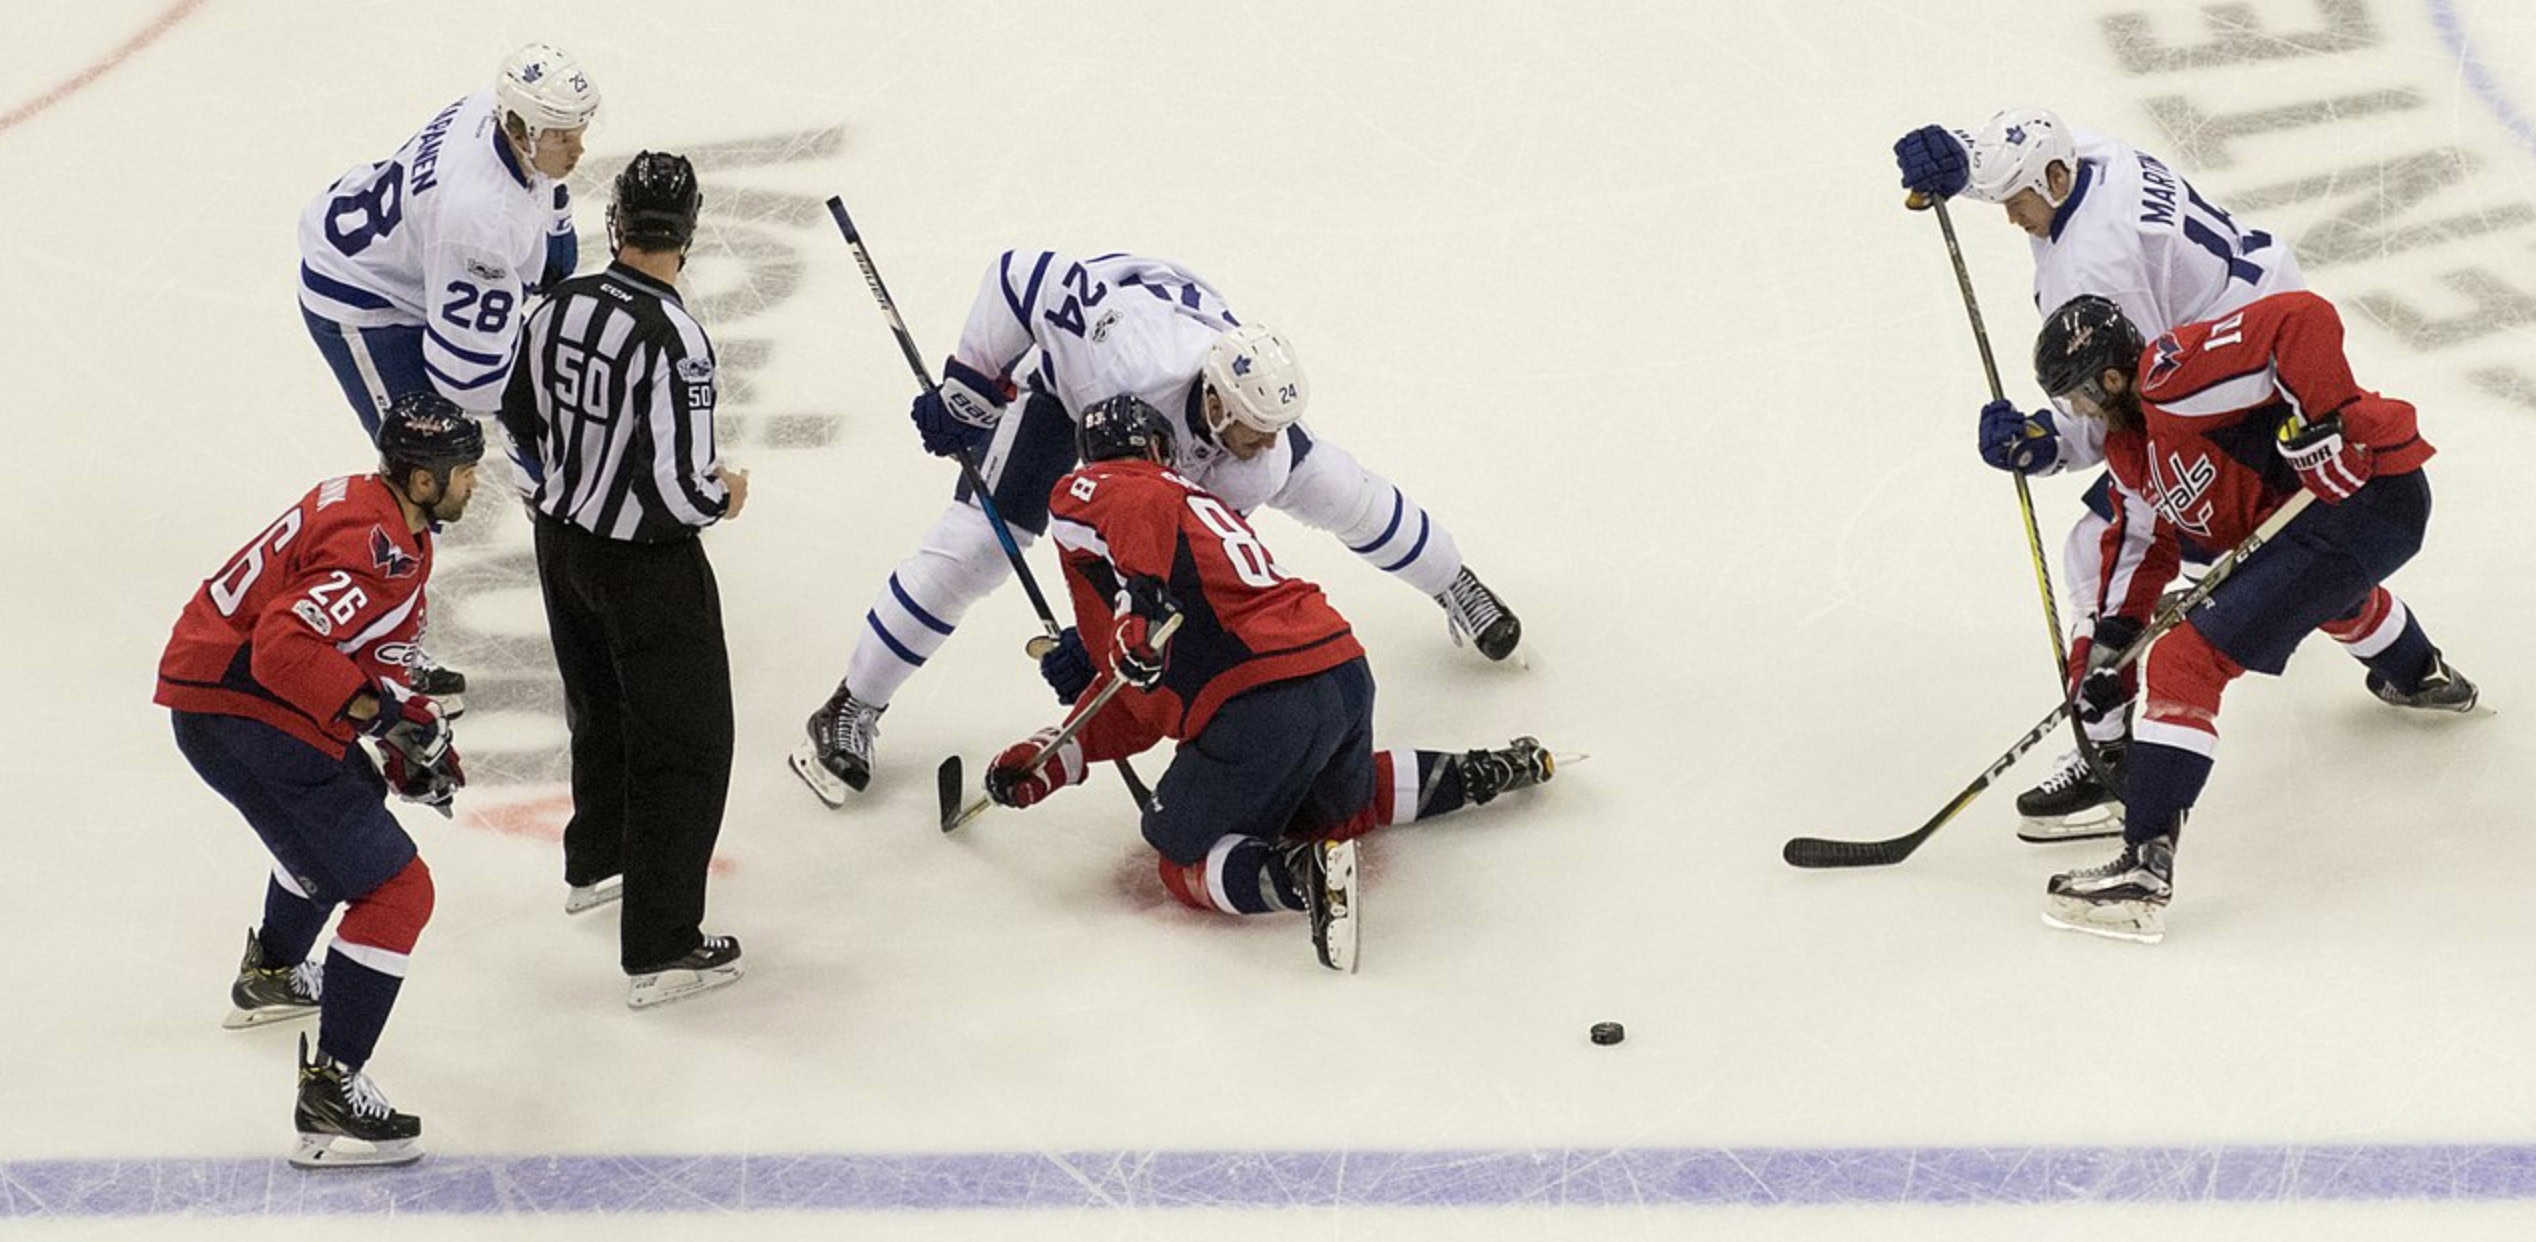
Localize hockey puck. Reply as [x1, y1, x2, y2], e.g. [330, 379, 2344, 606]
[1589, 1021, 1625, 1046]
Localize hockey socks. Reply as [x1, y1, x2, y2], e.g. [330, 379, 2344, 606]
[2323, 587, 2435, 692]
[1159, 836, 1306, 915]
[318, 858, 433, 1072]
[258, 867, 332, 967]
[1376, 749, 1468, 824]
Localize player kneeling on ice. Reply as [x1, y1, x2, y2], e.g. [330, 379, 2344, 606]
[155, 395, 482, 1166]
[983, 396, 1557, 972]
[2027, 293, 2477, 944]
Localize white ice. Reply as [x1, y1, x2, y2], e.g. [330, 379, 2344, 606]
[5, 2, 2535, 1239]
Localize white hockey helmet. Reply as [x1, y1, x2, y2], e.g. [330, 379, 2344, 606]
[1200, 324, 1309, 435]
[1961, 108, 2076, 206]
[495, 43, 600, 149]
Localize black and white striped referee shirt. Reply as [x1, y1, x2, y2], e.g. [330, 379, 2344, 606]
[499, 261, 728, 542]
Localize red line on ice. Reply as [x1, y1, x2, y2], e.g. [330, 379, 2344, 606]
[0, 0, 209, 136]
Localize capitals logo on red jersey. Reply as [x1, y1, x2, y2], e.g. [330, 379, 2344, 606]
[2143, 447, 2218, 540]
[2147, 334, 2186, 385]
[370, 526, 418, 579]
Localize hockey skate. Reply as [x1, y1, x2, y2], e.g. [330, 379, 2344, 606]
[2014, 744, 2125, 842]
[1459, 737, 1557, 806]
[1283, 840, 1360, 974]
[291, 1033, 423, 1168]
[564, 874, 623, 916]
[223, 928, 321, 1030]
[2042, 831, 2175, 945]
[790, 683, 883, 806]
[1437, 567, 1522, 662]
[627, 934, 745, 1009]
[2368, 649, 2480, 714]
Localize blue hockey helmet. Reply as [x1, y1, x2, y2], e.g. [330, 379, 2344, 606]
[1077, 393, 1174, 465]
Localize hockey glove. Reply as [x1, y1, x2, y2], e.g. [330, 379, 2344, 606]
[1111, 576, 1180, 692]
[1894, 125, 1971, 199]
[1977, 400, 2062, 475]
[2277, 409, 2372, 503]
[363, 681, 465, 814]
[910, 358, 1008, 458]
[985, 727, 1086, 810]
[2066, 628, 2136, 732]
[1038, 626, 1095, 705]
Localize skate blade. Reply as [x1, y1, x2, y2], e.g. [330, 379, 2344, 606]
[2016, 803, 2125, 843]
[564, 877, 624, 916]
[290, 1133, 424, 1169]
[2041, 899, 2166, 945]
[627, 959, 746, 1010]
[222, 1003, 318, 1031]
[787, 743, 851, 809]
[1314, 840, 1360, 975]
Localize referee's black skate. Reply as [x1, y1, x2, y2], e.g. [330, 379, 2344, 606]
[627, 934, 745, 1009]
[224, 928, 321, 1030]
[291, 1033, 423, 1168]
[1457, 737, 1556, 806]
[2042, 829, 2176, 945]
[1437, 567, 1522, 662]
[2014, 743, 2124, 842]
[2368, 649, 2479, 713]
[791, 682, 883, 806]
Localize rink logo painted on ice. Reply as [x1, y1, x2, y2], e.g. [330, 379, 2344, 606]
[2103, 0, 2536, 412]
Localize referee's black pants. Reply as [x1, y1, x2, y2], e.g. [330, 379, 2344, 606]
[532, 513, 733, 972]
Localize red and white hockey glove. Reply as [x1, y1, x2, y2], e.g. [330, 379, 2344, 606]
[1111, 577, 1180, 692]
[363, 681, 464, 813]
[984, 727, 1086, 810]
[2277, 410, 2373, 504]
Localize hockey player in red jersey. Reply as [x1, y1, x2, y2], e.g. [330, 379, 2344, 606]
[2025, 292, 2476, 943]
[155, 393, 481, 1165]
[982, 396, 1555, 971]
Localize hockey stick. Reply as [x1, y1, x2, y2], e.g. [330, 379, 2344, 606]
[941, 613, 1182, 833]
[824, 195, 1155, 810]
[1909, 191, 2104, 783]
[1781, 488, 2315, 869]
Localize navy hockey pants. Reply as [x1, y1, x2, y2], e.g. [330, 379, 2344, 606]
[1144, 658, 1379, 866]
[2190, 471, 2431, 676]
[171, 711, 416, 906]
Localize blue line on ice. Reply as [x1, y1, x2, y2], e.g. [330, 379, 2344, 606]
[7, 1145, 2536, 1216]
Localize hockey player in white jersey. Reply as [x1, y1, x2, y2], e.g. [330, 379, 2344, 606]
[298, 43, 597, 446]
[1892, 108, 2306, 838]
[790, 249, 1522, 803]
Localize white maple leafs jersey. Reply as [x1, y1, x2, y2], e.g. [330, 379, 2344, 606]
[951, 249, 1296, 512]
[296, 89, 567, 411]
[2027, 129, 2306, 470]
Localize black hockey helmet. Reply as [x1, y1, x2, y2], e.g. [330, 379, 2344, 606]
[2034, 295, 2146, 402]
[377, 392, 485, 490]
[608, 150, 702, 253]
[1078, 393, 1175, 465]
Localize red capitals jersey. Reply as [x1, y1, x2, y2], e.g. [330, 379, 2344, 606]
[155, 475, 437, 756]
[1048, 458, 1364, 758]
[2098, 291, 2434, 619]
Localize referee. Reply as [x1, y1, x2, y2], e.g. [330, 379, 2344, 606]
[499, 151, 747, 1009]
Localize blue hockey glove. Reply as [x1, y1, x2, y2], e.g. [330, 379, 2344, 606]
[910, 358, 1007, 458]
[1894, 125, 1971, 199]
[1977, 399, 2062, 474]
[1038, 626, 1094, 705]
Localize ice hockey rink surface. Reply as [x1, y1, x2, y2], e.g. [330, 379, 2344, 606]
[6, 2, 2535, 1238]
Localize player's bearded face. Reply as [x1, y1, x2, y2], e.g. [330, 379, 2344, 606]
[425, 465, 479, 522]
[2071, 371, 2143, 433]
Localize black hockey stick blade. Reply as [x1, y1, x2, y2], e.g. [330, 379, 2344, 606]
[936, 755, 963, 834]
[1781, 702, 2068, 869]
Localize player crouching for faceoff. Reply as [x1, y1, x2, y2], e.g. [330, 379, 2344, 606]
[983, 396, 1557, 972]
[2027, 293, 2476, 945]
[155, 395, 481, 1166]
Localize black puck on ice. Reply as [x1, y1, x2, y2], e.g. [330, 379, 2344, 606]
[1589, 1021, 1625, 1046]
